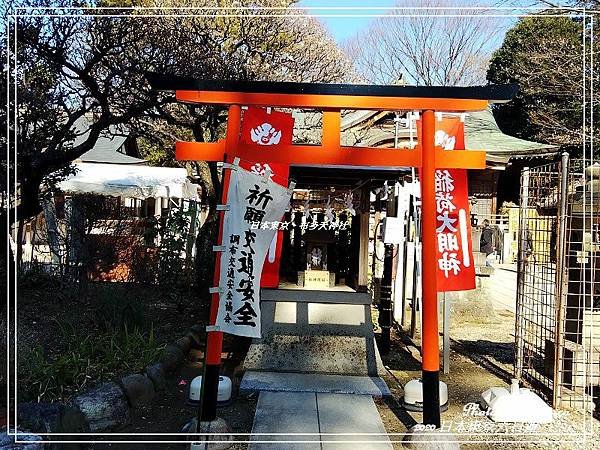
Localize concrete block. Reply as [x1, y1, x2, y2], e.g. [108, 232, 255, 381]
[273, 302, 297, 324]
[307, 303, 365, 326]
[244, 292, 386, 377]
[243, 335, 385, 376]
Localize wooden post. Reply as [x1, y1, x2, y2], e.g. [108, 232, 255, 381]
[358, 183, 370, 291]
[349, 211, 360, 289]
[553, 152, 570, 408]
[358, 212, 370, 291]
[380, 183, 398, 354]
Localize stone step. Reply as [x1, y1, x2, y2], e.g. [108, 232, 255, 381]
[245, 299, 386, 376]
[240, 371, 391, 397]
[243, 334, 386, 376]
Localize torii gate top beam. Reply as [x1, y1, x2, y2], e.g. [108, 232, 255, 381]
[147, 75, 518, 170]
[148, 75, 518, 112]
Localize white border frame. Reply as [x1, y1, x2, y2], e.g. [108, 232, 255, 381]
[4, 3, 595, 446]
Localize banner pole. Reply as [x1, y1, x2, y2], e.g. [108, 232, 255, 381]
[420, 109, 441, 428]
[198, 105, 242, 424]
[443, 292, 450, 374]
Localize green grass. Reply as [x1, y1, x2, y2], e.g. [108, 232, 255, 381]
[18, 321, 164, 403]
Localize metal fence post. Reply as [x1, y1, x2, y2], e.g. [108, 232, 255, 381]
[553, 152, 570, 408]
[515, 167, 530, 379]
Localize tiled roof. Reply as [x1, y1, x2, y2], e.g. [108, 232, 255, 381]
[72, 117, 146, 165]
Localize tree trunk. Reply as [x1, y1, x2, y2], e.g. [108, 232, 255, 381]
[194, 212, 219, 300]
[16, 219, 24, 271]
[42, 198, 62, 269]
[17, 173, 44, 224]
[194, 161, 221, 316]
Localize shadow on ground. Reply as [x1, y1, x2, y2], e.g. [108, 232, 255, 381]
[452, 339, 515, 384]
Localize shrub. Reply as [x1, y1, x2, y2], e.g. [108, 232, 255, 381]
[91, 284, 147, 333]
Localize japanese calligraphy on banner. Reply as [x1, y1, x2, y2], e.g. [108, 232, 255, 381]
[417, 115, 475, 292]
[216, 165, 293, 338]
[239, 106, 295, 288]
[434, 169, 475, 291]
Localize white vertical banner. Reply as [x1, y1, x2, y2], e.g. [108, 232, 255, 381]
[216, 165, 293, 338]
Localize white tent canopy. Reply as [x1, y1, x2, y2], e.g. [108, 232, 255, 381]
[59, 162, 200, 200]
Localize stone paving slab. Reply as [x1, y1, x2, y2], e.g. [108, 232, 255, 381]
[318, 393, 392, 450]
[249, 391, 392, 450]
[256, 391, 317, 412]
[249, 392, 320, 450]
[241, 371, 391, 397]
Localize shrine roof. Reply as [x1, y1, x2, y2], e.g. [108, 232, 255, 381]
[72, 116, 146, 165]
[465, 108, 557, 164]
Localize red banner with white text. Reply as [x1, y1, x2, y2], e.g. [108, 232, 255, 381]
[238, 107, 294, 288]
[417, 116, 475, 291]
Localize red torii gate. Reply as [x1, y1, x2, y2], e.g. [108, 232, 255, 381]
[149, 76, 517, 427]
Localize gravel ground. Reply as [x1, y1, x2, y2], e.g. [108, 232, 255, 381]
[373, 303, 600, 449]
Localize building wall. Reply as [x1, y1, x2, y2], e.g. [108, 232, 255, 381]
[468, 169, 499, 219]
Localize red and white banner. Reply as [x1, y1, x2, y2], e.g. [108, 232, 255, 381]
[434, 169, 475, 291]
[416, 116, 465, 151]
[418, 116, 475, 292]
[239, 107, 295, 288]
[240, 106, 294, 146]
[216, 165, 293, 337]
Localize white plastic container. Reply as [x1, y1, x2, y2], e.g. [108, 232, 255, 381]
[188, 375, 233, 406]
[403, 378, 449, 412]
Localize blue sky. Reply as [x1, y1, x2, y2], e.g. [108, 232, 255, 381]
[297, 1, 535, 45]
[298, 1, 398, 43]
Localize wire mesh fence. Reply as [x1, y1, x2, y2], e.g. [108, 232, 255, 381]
[516, 155, 599, 414]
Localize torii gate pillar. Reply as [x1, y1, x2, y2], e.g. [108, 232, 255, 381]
[148, 75, 517, 428]
[420, 109, 441, 425]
